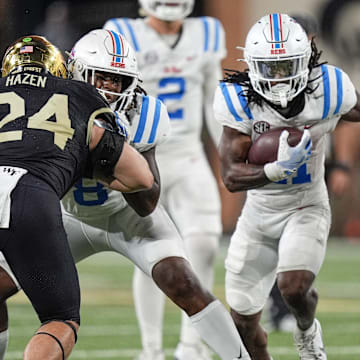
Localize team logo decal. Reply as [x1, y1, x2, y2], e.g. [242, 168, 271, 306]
[253, 121, 270, 134]
[144, 51, 159, 65]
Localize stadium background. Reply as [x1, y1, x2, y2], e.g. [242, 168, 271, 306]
[0, 0, 359, 359]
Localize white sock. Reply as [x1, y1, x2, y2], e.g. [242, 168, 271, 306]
[190, 300, 250, 360]
[133, 267, 165, 351]
[180, 234, 219, 345]
[0, 330, 9, 360]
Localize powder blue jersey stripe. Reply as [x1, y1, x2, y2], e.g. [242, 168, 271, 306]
[202, 17, 209, 52]
[109, 19, 124, 36]
[214, 19, 220, 52]
[272, 14, 281, 49]
[234, 83, 253, 120]
[220, 83, 243, 122]
[133, 96, 149, 143]
[123, 18, 139, 52]
[115, 112, 128, 139]
[334, 67, 343, 115]
[148, 99, 162, 144]
[110, 31, 122, 62]
[321, 64, 330, 119]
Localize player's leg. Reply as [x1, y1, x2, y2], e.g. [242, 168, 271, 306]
[152, 256, 250, 360]
[277, 203, 330, 359]
[1, 175, 80, 359]
[120, 205, 250, 360]
[165, 155, 222, 359]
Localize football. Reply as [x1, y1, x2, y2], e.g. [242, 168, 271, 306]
[247, 127, 303, 165]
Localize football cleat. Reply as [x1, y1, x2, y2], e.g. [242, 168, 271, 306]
[294, 318, 327, 359]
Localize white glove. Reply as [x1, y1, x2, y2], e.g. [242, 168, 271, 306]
[114, 111, 131, 142]
[264, 129, 312, 182]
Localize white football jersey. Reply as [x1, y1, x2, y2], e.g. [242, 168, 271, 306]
[104, 16, 226, 154]
[214, 64, 357, 207]
[62, 94, 170, 218]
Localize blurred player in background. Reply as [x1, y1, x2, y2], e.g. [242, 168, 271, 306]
[104, 1, 226, 359]
[0, 29, 251, 360]
[213, 13, 360, 360]
[0, 34, 153, 360]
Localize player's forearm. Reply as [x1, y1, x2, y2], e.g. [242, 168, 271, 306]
[122, 180, 160, 217]
[221, 163, 271, 192]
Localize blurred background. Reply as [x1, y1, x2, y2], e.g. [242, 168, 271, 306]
[2, 0, 360, 238]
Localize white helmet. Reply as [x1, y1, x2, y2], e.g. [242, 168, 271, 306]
[139, 0, 194, 21]
[243, 13, 311, 108]
[68, 29, 139, 111]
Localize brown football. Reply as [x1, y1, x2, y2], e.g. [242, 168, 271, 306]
[247, 127, 303, 165]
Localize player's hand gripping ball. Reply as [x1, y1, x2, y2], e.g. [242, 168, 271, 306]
[248, 127, 303, 165]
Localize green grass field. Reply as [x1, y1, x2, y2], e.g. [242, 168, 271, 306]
[6, 240, 360, 359]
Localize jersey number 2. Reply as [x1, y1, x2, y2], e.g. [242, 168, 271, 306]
[157, 77, 185, 120]
[0, 92, 74, 149]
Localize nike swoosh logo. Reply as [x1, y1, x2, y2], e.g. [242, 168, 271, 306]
[236, 346, 242, 359]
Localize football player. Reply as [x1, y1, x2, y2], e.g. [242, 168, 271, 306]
[0, 35, 153, 360]
[213, 13, 360, 360]
[104, 1, 226, 359]
[0, 30, 251, 360]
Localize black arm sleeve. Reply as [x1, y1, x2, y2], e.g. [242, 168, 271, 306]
[88, 130, 125, 178]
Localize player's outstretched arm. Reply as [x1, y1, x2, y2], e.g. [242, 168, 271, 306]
[90, 125, 154, 193]
[122, 147, 161, 217]
[219, 126, 271, 192]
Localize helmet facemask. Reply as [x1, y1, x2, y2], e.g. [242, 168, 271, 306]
[243, 14, 311, 108]
[139, 0, 194, 21]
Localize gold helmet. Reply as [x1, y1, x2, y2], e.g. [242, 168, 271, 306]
[2, 35, 67, 78]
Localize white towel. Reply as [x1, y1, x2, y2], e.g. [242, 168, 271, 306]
[0, 166, 27, 228]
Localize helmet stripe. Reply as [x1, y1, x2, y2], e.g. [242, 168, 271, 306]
[272, 13, 281, 49]
[110, 30, 122, 63]
[106, 30, 116, 65]
[279, 13, 284, 48]
[269, 14, 274, 49]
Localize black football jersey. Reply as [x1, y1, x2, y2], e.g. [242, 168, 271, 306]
[0, 69, 115, 197]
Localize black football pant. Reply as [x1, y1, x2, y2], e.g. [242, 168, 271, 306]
[0, 173, 80, 324]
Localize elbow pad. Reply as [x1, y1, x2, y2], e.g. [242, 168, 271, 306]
[90, 130, 125, 178]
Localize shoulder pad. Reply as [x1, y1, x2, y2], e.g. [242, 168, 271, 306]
[194, 16, 227, 59]
[313, 64, 357, 119]
[129, 95, 170, 152]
